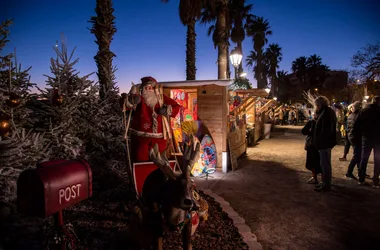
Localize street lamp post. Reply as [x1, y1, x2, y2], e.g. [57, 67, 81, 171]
[229, 47, 243, 80]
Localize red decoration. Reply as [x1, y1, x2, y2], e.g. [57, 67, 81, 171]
[233, 95, 242, 107]
[52, 89, 64, 106]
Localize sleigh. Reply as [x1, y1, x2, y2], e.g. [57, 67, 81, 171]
[132, 160, 178, 198]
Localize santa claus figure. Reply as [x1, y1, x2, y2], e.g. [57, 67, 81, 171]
[123, 76, 181, 162]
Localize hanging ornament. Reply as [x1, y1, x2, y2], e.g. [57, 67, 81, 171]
[52, 89, 64, 106]
[0, 112, 11, 137]
[6, 92, 22, 108]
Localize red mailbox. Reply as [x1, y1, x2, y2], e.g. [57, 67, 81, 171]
[17, 159, 92, 218]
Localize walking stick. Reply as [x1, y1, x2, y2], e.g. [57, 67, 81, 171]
[154, 85, 180, 172]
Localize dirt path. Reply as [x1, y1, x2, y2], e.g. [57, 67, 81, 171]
[212, 127, 380, 250]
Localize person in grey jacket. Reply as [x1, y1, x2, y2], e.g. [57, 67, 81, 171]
[313, 96, 337, 192]
[345, 101, 362, 179]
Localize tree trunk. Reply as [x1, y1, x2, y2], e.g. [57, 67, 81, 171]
[90, 0, 117, 100]
[271, 76, 275, 96]
[226, 43, 231, 79]
[258, 54, 266, 89]
[217, 5, 228, 80]
[237, 41, 243, 75]
[186, 19, 197, 81]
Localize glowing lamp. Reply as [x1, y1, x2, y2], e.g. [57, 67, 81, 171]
[229, 47, 243, 68]
[364, 95, 369, 100]
[273, 97, 277, 101]
[239, 72, 247, 78]
[265, 88, 270, 93]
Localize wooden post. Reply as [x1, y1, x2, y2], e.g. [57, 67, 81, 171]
[53, 211, 66, 250]
[222, 85, 228, 173]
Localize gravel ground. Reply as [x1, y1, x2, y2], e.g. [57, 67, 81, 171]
[1, 162, 248, 249]
[212, 127, 380, 250]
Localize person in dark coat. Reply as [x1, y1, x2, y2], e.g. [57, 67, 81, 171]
[302, 115, 322, 184]
[354, 96, 380, 187]
[313, 96, 337, 192]
[345, 101, 362, 179]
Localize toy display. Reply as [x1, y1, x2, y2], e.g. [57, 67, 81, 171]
[200, 134, 217, 170]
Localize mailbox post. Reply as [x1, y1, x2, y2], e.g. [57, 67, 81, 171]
[17, 159, 92, 249]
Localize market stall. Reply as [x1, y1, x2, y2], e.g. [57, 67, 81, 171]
[159, 80, 231, 173]
[231, 89, 273, 144]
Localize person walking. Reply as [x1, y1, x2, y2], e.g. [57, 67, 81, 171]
[302, 114, 322, 184]
[345, 101, 362, 179]
[279, 108, 284, 125]
[339, 105, 353, 161]
[293, 110, 298, 125]
[355, 96, 380, 187]
[313, 96, 337, 192]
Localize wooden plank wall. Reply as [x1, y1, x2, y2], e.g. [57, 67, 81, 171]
[228, 123, 247, 170]
[254, 112, 265, 143]
[197, 85, 224, 168]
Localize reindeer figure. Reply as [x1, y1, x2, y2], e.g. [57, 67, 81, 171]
[138, 135, 200, 250]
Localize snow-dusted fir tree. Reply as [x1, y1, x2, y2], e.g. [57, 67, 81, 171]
[27, 34, 99, 160]
[28, 33, 125, 169]
[29, 35, 99, 159]
[0, 20, 48, 204]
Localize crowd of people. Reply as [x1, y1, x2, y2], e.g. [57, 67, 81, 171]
[302, 95, 380, 192]
[273, 107, 302, 125]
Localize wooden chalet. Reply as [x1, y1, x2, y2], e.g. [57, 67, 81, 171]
[158, 80, 275, 172]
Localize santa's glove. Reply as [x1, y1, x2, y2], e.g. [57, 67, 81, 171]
[158, 105, 168, 115]
[128, 94, 141, 106]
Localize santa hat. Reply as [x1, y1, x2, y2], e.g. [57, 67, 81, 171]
[140, 76, 157, 89]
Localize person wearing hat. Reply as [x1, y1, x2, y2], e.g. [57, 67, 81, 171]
[122, 76, 181, 162]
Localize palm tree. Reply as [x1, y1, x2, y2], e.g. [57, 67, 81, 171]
[276, 70, 291, 101]
[245, 16, 272, 88]
[246, 50, 258, 85]
[291, 56, 308, 85]
[89, 0, 117, 100]
[162, 0, 203, 80]
[306, 54, 329, 89]
[264, 43, 282, 96]
[201, 0, 231, 79]
[229, 0, 254, 75]
[306, 54, 322, 68]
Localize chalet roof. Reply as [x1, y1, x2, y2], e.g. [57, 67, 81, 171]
[233, 88, 269, 98]
[159, 79, 233, 87]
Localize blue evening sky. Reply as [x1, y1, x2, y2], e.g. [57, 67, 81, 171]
[2, 0, 379, 92]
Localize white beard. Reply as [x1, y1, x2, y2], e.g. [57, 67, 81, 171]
[142, 90, 158, 109]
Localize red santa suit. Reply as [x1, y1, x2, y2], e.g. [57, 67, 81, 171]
[128, 88, 181, 162]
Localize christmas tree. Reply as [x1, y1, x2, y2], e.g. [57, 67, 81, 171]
[27, 34, 98, 160]
[0, 20, 49, 203]
[27, 33, 126, 177]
